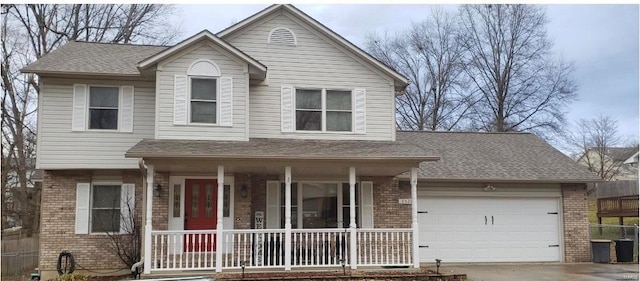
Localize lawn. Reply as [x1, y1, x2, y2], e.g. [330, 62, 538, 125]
[588, 198, 639, 225]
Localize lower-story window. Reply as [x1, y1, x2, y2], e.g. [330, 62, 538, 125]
[91, 184, 121, 232]
[279, 182, 360, 229]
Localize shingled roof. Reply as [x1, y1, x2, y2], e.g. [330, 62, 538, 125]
[397, 131, 601, 183]
[125, 137, 439, 161]
[21, 41, 168, 76]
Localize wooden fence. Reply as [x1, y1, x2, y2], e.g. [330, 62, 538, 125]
[592, 180, 639, 199]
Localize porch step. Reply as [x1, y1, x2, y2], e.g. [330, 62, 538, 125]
[215, 269, 466, 281]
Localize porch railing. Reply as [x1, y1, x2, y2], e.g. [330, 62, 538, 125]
[221, 229, 286, 269]
[151, 230, 218, 271]
[149, 228, 412, 272]
[356, 228, 412, 266]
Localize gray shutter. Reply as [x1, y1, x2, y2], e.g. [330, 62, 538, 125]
[353, 88, 366, 134]
[72, 84, 87, 131]
[173, 75, 188, 125]
[75, 183, 91, 234]
[120, 86, 134, 132]
[360, 181, 373, 228]
[120, 184, 135, 233]
[281, 85, 294, 132]
[266, 181, 280, 229]
[219, 77, 233, 126]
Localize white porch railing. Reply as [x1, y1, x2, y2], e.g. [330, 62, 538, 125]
[149, 228, 412, 272]
[291, 228, 350, 267]
[221, 229, 286, 269]
[356, 228, 413, 266]
[151, 230, 218, 271]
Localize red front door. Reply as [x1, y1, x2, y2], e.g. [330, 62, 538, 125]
[185, 179, 217, 252]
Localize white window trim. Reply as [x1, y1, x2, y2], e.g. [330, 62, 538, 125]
[188, 76, 220, 125]
[277, 180, 361, 229]
[87, 85, 121, 131]
[294, 88, 354, 133]
[89, 182, 125, 235]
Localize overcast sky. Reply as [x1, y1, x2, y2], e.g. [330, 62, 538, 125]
[176, 4, 639, 144]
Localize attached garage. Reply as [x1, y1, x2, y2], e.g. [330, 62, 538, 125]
[417, 194, 562, 263]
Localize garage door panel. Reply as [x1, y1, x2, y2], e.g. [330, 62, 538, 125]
[418, 196, 561, 263]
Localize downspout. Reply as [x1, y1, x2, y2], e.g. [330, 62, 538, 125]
[131, 159, 147, 275]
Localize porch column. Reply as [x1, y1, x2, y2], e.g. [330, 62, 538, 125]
[284, 166, 292, 270]
[216, 165, 224, 272]
[349, 167, 357, 269]
[143, 164, 154, 274]
[411, 167, 420, 268]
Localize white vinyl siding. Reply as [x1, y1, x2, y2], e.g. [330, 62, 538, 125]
[156, 43, 247, 140]
[37, 78, 155, 169]
[225, 13, 395, 140]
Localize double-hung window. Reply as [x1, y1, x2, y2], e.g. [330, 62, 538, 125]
[190, 78, 218, 124]
[88, 86, 119, 130]
[295, 89, 352, 132]
[91, 184, 121, 233]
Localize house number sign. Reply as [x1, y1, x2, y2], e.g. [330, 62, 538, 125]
[398, 199, 412, 204]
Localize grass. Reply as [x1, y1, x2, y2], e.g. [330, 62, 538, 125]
[588, 198, 639, 225]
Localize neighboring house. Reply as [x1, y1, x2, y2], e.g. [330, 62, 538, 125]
[22, 4, 599, 279]
[577, 147, 639, 181]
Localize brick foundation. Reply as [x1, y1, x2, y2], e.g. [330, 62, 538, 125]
[561, 183, 590, 262]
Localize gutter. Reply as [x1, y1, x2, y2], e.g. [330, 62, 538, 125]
[131, 159, 147, 275]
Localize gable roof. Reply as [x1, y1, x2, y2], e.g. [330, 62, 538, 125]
[138, 30, 267, 79]
[623, 151, 639, 165]
[217, 4, 409, 91]
[21, 41, 168, 76]
[397, 131, 601, 183]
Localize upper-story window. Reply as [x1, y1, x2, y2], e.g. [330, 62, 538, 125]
[296, 88, 352, 132]
[190, 78, 218, 124]
[71, 84, 134, 133]
[89, 86, 119, 130]
[281, 86, 365, 134]
[174, 59, 233, 127]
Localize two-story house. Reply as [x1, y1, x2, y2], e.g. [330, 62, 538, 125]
[23, 5, 599, 279]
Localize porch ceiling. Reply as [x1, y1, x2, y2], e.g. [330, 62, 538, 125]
[126, 138, 439, 177]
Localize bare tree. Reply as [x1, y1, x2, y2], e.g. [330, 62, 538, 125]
[459, 4, 577, 135]
[1, 4, 181, 234]
[104, 197, 141, 269]
[569, 115, 638, 181]
[366, 8, 473, 131]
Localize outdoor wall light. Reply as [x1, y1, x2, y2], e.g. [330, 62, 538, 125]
[154, 183, 162, 197]
[240, 184, 248, 198]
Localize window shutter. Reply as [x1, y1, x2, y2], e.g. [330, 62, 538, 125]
[120, 184, 136, 234]
[360, 181, 373, 228]
[72, 84, 87, 131]
[266, 181, 280, 229]
[120, 86, 134, 132]
[219, 77, 233, 127]
[353, 88, 366, 134]
[281, 85, 294, 132]
[75, 183, 91, 234]
[173, 75, 188, 125]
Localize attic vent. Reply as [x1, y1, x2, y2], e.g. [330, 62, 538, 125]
[268, 27, 297, 46]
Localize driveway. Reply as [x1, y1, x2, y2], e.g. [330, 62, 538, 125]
[441, 263, 639, 281]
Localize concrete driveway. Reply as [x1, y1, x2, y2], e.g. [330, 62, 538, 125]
[440, 263, 639, 281]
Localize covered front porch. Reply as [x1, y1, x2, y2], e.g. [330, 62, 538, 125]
[126, 139, 437, 274]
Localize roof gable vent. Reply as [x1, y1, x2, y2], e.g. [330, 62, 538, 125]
[268, 27, 297, 46]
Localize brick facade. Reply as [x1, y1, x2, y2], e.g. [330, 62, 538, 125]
[561, 183, 591, 262]
[39, 170, 144, 280]
[39, 170, 590, 278]
[366, 177, 412, 228]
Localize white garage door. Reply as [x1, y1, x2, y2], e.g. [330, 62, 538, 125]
[418, 196, 561, 262]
